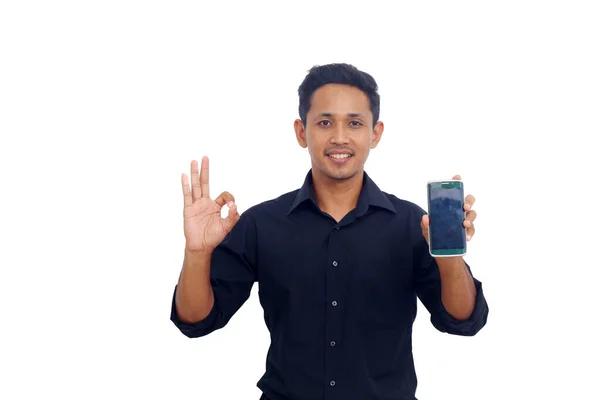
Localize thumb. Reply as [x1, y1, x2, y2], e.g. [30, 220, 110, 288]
[221, 201, 240, 232]
[421, 214, 429, 230]
[421, 215, 430, 242]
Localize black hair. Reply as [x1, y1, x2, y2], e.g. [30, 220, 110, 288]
[297, 63, 380, 128]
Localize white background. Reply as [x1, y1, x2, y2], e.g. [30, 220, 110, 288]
[1, 1, 598, 399]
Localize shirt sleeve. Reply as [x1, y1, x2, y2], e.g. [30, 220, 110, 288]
[170, 210, 258, 338]
[412, 208, 489, 336]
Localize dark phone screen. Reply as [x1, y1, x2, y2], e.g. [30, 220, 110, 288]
[427, 181, 466, 251]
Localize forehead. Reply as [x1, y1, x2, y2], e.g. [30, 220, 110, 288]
[308, 84, 371, 118]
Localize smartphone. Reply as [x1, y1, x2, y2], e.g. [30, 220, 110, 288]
[427, 180, 467, 257]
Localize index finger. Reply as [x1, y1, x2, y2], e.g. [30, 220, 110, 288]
[200, 156, 210, 198]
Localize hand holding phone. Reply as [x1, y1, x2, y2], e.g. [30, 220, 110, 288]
[426, 180, 467, 257]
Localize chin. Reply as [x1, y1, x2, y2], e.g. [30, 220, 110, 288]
[328, 171, 357, 180]
[320, 165, 361, 181]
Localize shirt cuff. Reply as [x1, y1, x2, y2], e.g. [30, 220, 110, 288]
[169, 285, 220, 338]
[432, 278, 489, 336]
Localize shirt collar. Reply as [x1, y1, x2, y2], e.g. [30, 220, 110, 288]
[287, 169, 397, 215]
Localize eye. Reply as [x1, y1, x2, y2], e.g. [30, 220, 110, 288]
[318, 120, 331, 127]
[349, 121, 362, 127]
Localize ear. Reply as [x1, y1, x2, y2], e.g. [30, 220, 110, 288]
[294, 119, 308, 148]
[370, 121, 384, 149]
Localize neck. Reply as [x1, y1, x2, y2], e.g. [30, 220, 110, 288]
[311, 168, 364, 218]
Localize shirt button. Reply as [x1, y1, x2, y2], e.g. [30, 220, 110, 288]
[330, 380, 336, 387]
[332, 301, 338, 307]
[330, 341, 336, 347]
[335, 226, 340, 230]
[332, 261, 338, 266]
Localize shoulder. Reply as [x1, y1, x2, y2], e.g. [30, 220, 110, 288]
[382, 192, 425, 214]
[239, 188, 300, 219]
[220, 190, 299, 243]
[384, 191, 426, 217]
[379, 192, 429, 247]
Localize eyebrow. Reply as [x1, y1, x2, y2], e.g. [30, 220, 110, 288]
[319, 112, 364, 118]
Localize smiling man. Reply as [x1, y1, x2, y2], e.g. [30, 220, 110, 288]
[170, 63, 489, 400]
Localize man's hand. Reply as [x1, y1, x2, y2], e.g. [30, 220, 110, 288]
[182, 156, 240, 253]
[421, 174, 477, 246]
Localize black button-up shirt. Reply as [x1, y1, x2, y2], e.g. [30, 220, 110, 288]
[170, 170, 489, 400]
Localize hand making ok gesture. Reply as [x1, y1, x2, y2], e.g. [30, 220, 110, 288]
[181, 156, 240, 253]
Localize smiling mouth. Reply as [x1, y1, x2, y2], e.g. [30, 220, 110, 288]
[328, 153, 353, 160]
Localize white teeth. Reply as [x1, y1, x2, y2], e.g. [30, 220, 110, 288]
[330, 154, 351, 159]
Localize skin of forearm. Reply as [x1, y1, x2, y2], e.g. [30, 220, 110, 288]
[435, 257, 477, 320]
[175, 248, 215, 323]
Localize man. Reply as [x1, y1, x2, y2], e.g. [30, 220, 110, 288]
[170, 63, 488, 400]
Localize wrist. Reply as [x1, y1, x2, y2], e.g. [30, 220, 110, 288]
[184, 246, 213, 261]
[435, 257, 465, 275]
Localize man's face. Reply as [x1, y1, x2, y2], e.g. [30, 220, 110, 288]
[294, 83, 384, 182]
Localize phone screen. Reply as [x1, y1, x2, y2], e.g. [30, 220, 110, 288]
[427, 181, 466, 256]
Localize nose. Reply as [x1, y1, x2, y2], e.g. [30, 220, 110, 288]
[330, 125, 350, 144]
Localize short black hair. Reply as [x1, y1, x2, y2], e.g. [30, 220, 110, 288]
[298, 63, 380, 128]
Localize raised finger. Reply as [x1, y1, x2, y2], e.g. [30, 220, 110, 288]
[200, 156, 210, 198]
[181, 173, 192, 207]
[190, 160, 201, 201]
[215, 191, 235, 208]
